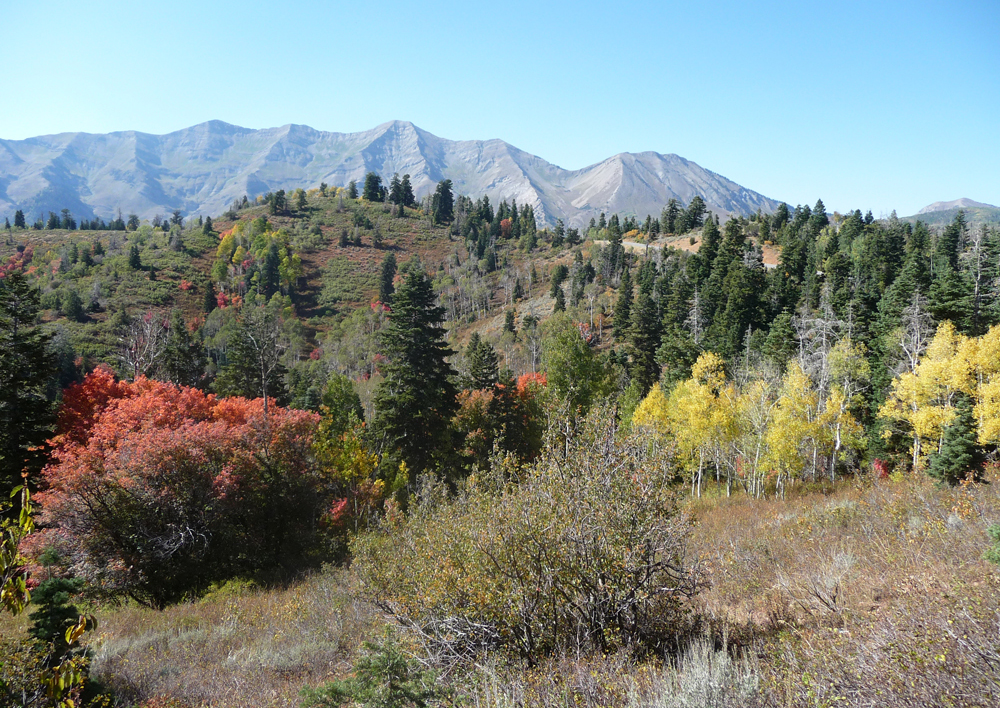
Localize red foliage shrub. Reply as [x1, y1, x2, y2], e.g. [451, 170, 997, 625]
[37, 371, 325, 607]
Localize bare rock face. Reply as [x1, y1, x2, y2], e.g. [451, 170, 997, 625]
[0, 120, 782, 226]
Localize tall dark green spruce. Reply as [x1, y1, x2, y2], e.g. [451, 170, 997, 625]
[465, 333, 499, 390]
[615, 266, 633, 341]
[160, 309, 205, 387]
[928, 393, 984, 485]
[372, 267, 458, 485]
[629, 262, 662, 395]
[0, 272, 56, 497]
[379, 252, 397, 305]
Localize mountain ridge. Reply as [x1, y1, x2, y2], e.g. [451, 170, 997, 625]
[917, 197, 997, 214]
[0, 120, 783, 227]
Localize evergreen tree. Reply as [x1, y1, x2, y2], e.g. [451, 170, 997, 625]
[763, 309, 797, 371]
[552, 219, 565, 247]
[14, 209, 25, 229]
[929, 265, 971, 331]
[363, 172, 385, 201]
[371, 268, 458, 483]
[347, 180, 359, 199]
[261, 243, 281, 298]
[322, 373, 365, 436]
[161, 309, 205, 387]
[28, 575, 84, 657]
[697, 216, 721, 283]
[553, 285, 566, 312]
[629, 269, 663, 395]
[928, 393, 984, 485]
[379, 252, 397, 305]
[61, 290, 85, 322]
[202, 215, 213, 234]
[128, 244, 141, 270]
[388, 173, 403, 205]
[615, 266, 633, 341]
[936, 211, 966, 272]
[465, 333, 499, 389]
[685, 196, 707, 230]
[203, 281, 218, 313]
[215, 304, 289, 414]
[401, 174, 415, 207]
[0, 272, 56, 495]
[656, 324, 700, 387]
[810, 199, 829, 231]
[432, 179, 454, 224]
[503, 308, 517, 336]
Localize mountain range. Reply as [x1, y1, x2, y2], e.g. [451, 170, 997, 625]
[0, 121, 782, 228]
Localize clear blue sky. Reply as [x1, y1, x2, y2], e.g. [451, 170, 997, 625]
[3, 0, 997, 216]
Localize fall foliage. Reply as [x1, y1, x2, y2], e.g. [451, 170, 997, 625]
[36, 370, 326, 607]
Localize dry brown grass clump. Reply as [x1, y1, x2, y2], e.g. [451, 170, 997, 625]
[689, 468, 1000, 707]
[88, 569, 380, 707]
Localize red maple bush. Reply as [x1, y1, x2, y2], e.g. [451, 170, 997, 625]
[36, 369, 325, 607]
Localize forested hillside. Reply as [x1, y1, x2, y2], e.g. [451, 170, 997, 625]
[3, 181, 1000, 707]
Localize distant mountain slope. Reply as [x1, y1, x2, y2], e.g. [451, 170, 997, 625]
[0, 120, 783, 227]
[903, 198, 1000, 229]
[917, 198, 997, 214]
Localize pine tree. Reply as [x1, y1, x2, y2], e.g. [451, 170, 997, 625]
[928, 265, 971, 331]
[389, 173, 403, 204]
[615, 266, 633, 341]
[61, 290, 85, 322]
[372, 268, 458, 482]
[203, 281, 218, 313]
[466, 333, 499, 390]
[629, 270, 663, 395]
[432, 179, 454, 224]
[379, 252, 397, 305]
[128, 244, 142, 270]
[553, 285, 566, 312]
[363, 173, 384, 201]
[697, 216, 721, 283]
[347, 180, 359, 199]
[161, 309, 205, 387]
[14, 209, 25, 229]
[503, 308, 517, 336]
[0, 272, 56, 495]
[685, 196, 707, 230]
[401, 174, 415, 207]
[928, 393, 983, 485]
[28, 576, 83, 656]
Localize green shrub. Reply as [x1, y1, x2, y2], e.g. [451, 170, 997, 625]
[299, 637, 444, 708]
[352, 409, 698, 663]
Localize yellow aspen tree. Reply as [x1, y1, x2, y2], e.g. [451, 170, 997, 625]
[821, 338, 870, 480]
[879, 322, 975, 470]
[731, 378, 776, 498]
[765, 362, 820, 495]
[971, 325, 1000, 444]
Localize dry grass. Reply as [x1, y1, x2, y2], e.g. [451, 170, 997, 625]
[688, 468, 1000, 706]
[87, 569, 381, 707]
[10, 470, 1000, 707]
